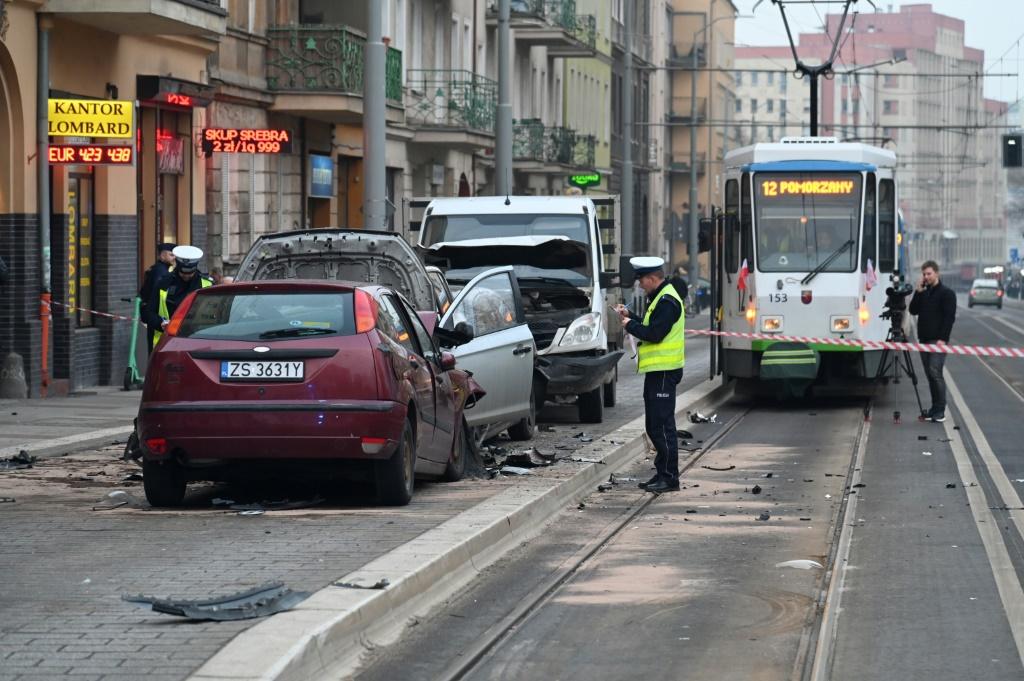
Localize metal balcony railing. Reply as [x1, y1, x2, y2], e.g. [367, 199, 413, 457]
[267, 25, 403, 104]
[669, 41, 707, 67]
[669, 96, 708, 121]
[669, 152, 707, 175]
[406, 70, 497, 132]
[513, 120, 595, 166]
[490, 0, 596, 50]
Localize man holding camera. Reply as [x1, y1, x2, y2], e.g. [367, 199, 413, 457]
[908, 260, 957, 422]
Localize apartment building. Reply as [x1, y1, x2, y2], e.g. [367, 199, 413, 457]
[732, 48, 803, 144]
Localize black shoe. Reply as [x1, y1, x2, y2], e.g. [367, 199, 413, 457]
[646, 480, 680, 494]
[930, 413, 946, 423]
[638, 475, 660, 489]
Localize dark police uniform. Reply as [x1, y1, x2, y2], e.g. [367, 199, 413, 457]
[139, 244, 175, 353]
[622, 261, 686, 492]
[141, 246, 212, 348]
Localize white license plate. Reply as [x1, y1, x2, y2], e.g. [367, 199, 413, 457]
[220, 361, 304, 381]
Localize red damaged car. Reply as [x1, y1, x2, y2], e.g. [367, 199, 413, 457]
[137, 280, 482, 507]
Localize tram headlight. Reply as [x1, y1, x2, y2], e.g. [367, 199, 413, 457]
[761, 316, 783, 333]
[831, 316, 852, 332]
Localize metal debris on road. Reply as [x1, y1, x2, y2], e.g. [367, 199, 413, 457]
[504, 448, 555, 468]
[121, 473, 143, 482]
[499, 466, 533, 476]
[0, 451, 35, 471]
[238, 510, 265, 516]
[775, 559, 824, 570]
[123, 582, 309, 621]
[688, 411, 718, 424]
[569, 457, 604, 464]
[597, 482, 613, 492]
[677, 429, 695, 440]
[756, 511, 771, 521]
[701, 464, 735, 471]
[92, 489, 147, 511]
[751, 485, 762, 495]
[922, 452, 933, 456]
[0, 497, 14, 503]
[539, 424, 556, 432]
[946, 483, 957, 489]
[764, 472, 774, 478]
[335, 578, 390, 590]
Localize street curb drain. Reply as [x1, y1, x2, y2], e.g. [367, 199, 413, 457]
[189, 379, 732, 681]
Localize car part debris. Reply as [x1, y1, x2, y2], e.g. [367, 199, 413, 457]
[539, 425, 556, 432]
[230, 497, 325, 512]
[610, 475, 638, 483]
[0, 451, 35, 471]
[212, 498, 236, 506]
[918, 435, 928, 441]
[504, 448, 555, 468]
[776, 559, 823, 570]
[0, 497, 14, 503]
[922, 451, 933, 456]
[852, 483, 866, 488]
[335, 578, 390, 590]
[577, 502, 586, 510]
[92, 490, 147, 511]
[701, 464, 735, 471]
[756, 511, 771, 521]
[685, 509, 697, 514]
[764, 472, 774, 478]
[123, 582, 309, 621]
[799, 517, 812, 521]
[499, 466, 533, 476]
[688, 411, 718, 424]
[122, 473, 143, 482]
[569, 456, 604, 464]
[238, 510, 265, 516]
[677, 429, 695, 440]
[751, 485, 762, 495]
[946, 483, 957, 489]
[597, 483, 613, 492]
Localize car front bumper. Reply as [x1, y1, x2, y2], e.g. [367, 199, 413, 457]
[536, 350, 624, 395]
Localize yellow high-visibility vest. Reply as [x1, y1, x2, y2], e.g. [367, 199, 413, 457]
[637, 284, 685, 373]
[152, 277, 212, 347]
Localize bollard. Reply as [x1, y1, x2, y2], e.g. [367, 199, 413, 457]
[0, 352, 28, 399]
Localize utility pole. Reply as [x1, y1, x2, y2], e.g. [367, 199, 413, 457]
[621, 0, 634, 255]
[38, 14, 53, 397]
[687, 14, 705, 282]
[363, 0, 387, 229]
[495, 0, 512, 195]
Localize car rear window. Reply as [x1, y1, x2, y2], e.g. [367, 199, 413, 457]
[973, 280, 999, 288]
[176, 292, 356, 340]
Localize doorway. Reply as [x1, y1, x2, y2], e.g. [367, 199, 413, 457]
[336, 155, 364, 228]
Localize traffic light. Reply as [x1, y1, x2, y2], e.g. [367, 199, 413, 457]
[1004, 134, 1023, 168]
[698, 218, 712, 252]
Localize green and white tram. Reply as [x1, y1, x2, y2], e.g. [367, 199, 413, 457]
[716, 137, 901, 392]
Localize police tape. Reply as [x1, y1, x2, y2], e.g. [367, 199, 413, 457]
[48, 300, 136, 322]
[685, 328, 1024, 358]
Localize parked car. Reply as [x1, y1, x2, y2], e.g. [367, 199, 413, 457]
[137, 280, 484, 507]
[968, 278, 1003, 308]
[236, 229, 537, 444]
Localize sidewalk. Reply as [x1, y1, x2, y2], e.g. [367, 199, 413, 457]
[0, 387, 140, 459]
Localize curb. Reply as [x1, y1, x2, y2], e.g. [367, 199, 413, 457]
[0, 426, 134, 461]
[189, 378, 733, 681]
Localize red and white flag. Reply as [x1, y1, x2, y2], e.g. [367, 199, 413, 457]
[737, 258, 749, 291]
[865, 258, 878, 291]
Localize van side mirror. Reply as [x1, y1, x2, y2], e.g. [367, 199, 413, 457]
[599, 271, 620, 289]
[618, 254, 635, 288]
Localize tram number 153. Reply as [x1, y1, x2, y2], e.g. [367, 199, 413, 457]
[767, 293, 788, 303]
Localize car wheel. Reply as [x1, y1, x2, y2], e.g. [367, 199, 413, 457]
[442, 419, 470, 482]
[376, 419, 415, 506]
[142, 458, 186, 507]
[508, 385, 537, 441]
[603, 365, 617, 408]
[998, 302, 1003, 309]
[578, 385, 604, 423]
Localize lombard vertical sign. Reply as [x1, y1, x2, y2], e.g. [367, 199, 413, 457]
[48, 99, 135, 138]
[309, 154, 334, 198]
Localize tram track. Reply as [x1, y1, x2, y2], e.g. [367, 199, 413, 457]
[429, 395, 876, 681]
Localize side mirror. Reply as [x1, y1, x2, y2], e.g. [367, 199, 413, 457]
[618, 254, 635, 289]
[435, 321, 474, 348]
[599, 271, 620, 288]
[439, 351, 457, 371]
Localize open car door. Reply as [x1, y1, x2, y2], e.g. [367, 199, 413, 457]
[437, 266, 534, 430]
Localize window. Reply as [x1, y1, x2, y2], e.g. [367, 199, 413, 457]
[862, 173, 877, 273]
[736, 71, 742, 86]
[377, 294, 418, 355]
[735, 98, 742, 114]
[751, 72, 759, 86]
[878, 179, 896, 272]
[883, 100, 898, 114]
[442, 272, 519, 337]
[751, 98, 758, 114]
[767, 71, 774, 86]
[884, 74, 898, 88]
[725, 179, 739, 271]
[740, 173, 752, 265]
[803, 98, 810, 113]
[398, 297, 437, 362]
[177, 292, 356, 340]
[842, 99, 848, 114]
[780, 99, 786, 116]
[780, 75, 787, 93]
[766, 99, 774, 114]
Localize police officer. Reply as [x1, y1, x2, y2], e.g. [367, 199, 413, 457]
[142, 245, 212, 348]
[615, 256, 685, 494]
[139, 243, 176, 353]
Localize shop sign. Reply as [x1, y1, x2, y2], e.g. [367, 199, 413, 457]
[48, 144, 134, 166]
[48, 99, 134, 138]
[158, 136, 185, 175]
[568, 171, 601, 188]
[309, 155, 333, 198]
[201, 128, 293, 154]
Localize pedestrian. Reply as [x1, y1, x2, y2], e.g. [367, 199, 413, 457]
[615, 256, 685, 493]
[141, 245, 212, 348]
[908, 260, 956, 422]
[139, 243, 176, 353]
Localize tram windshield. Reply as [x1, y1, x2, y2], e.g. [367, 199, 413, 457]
[754, 172, 863, 273]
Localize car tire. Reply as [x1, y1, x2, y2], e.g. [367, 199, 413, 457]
[968, 302, 974, 308]
[142, 458, 186, 507]
[998, 302, 1003, 309]
[376, 419, 415, 506]
[442, 419, 470, 482]
[508, 385, 537, 441]
[578, 385, 604, 423]
[603, 366, 617, 408]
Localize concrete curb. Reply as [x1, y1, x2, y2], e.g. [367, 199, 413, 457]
[189, 378, 732, 681]
[0, 426, 134, 461]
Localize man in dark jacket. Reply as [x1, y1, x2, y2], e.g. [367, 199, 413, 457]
[908, 260, 957, 422]
[139, 243, 175, 353]
[141, 245, 212, 348]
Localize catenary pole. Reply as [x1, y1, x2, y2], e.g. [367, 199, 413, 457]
[363, 0, 387, 229]
[495, 0, 512, 195]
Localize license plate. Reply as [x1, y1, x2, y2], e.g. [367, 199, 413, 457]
[220, 361, 304, 381]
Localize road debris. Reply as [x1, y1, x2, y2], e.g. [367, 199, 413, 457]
[499, 466, 533, 476]
[764, 472, 774, 478]
[677, 429, 695, 440]
[751, 485, 762, 495]
[776, 559, 824, 570]
[577, 502, 586, 510]
[335, 578, 390, 590]
[92, 489, 147, 511]
[229, 497, 324, 512]
[0, 497, 14, 503]
[757, 511, 771, 521]
[504, 448, 555, 468]
[701, 464, 735, 471]
[922, 451, 933, 456]
[238, 510, 265, 516]
[121, 473, 143, 482]
[569, 457, 604, 464]
[123, 582, 308, 621]
[688, 411, 718, 424]
[946, 483, 957, 489]
[0, 451, 35, 471]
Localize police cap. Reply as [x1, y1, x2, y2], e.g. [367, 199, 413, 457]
[172, 245, 204, 273]
[157, 242, 177, 254]
[629, 256, 665, 280]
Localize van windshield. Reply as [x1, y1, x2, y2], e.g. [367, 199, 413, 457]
[423, 214, 590, 247]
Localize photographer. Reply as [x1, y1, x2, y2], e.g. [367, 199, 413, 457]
[908, 260, 957, 422]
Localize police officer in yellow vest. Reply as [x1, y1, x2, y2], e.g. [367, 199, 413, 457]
[615, 256, 685, 494]
[141, 245, 212, 348]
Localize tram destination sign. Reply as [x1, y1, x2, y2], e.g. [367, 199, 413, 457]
[760, 178, 856, 197]
[48, 144, 134, 166]
[202, 128, 293, 154]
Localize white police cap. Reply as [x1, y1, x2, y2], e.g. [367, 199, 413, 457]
[172, 245, 203, 272]
[629, 256, 665, 279]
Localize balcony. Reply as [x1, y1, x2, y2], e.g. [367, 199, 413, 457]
[266, 25, 403, 124]
[611, 18, 654, 64]
[487, 0, 597, 57]
[668, 41, 707, 68]
[669, 96, 708, 123]
[406, 70, 497, 150]
[513, 120, 595, 169]
[41, 0, 226, 36]
[668, 152, 707, 175]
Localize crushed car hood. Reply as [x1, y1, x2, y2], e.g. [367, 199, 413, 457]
[236, 229, 435, 312]
[420, 235, 589, 270]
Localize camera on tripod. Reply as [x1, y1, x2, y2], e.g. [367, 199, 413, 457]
[880, 282, 914, 323]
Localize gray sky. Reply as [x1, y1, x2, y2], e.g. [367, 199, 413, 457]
[732, 1, 1023, 101]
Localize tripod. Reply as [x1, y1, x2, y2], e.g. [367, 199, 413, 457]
[867, 321, 925, 420]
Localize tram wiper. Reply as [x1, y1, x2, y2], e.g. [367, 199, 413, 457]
[801, 239, 855, 285]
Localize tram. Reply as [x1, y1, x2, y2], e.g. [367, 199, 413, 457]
[714, 137, 901, 392]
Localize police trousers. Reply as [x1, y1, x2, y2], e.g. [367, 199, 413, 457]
[644, 368, 683, 483]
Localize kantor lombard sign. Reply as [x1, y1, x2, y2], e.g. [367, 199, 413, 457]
[48, 99, 135, 139]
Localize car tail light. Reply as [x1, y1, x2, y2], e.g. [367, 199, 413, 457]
[164, 291, 198, 337]
[997, 290, 1004, 297]
[361, 437, 387, 454]
[970, 289, 977, 296]
[145, 437, 169, 456]
[355, 290, 378, 333]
